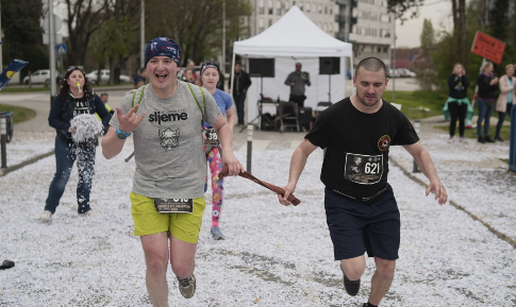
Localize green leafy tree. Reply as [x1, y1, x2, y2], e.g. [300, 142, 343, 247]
[87, 0, 140, 84]
[487, 0, 509, 42]
[420, 19, 434, 49]
[386, 0, 424, 23]
[1, 0, 47, 78]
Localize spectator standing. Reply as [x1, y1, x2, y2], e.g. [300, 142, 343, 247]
[494, 64, 516, 141]
[284, 62, 311, 107]
[278, 57, 447, 307]
[182, 69, 195, 84]
[443, 63, 473, 142]
[101, 37, 243, 304]
[133, 68, 147, 89]
[476, 61, 499, 143]
[199, 60, 236, 240]
[230, 61, 252, 126]
[100, 93, 114, 115]
[96, 93, 114, 121]
[40, 67, 111, 221]
[186, 60, 199, 85]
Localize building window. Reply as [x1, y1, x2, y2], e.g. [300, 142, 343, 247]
[300, 1, 303, 11]
[306, 2, 310, 12]
[259, 0, 265, 14]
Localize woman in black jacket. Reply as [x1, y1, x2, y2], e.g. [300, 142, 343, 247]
[40, 67, 111, 221]
[444, 63, 471, 141]
[476, 61, 499, 143]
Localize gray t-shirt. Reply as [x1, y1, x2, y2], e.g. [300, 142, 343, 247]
[284, 71, 311, 96]
[110, 81, 220, 198]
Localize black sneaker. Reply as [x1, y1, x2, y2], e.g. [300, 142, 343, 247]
[343, 273, 361, 296]
[478, 136, 486, 143]
[494, 136, 504, 142]
[177, 274, 196, 298]
[484, 136, 495, 143]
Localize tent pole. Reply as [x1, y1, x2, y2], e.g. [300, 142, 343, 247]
[349, 54, 355, 96]
[230, 53, 236, 97]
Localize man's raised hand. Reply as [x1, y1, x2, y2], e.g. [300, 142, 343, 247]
[115, 104, 146, 133]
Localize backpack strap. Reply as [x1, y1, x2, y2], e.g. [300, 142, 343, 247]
[131, 85, 145, 110]
[186, 82, 206, 115]
[124, 86, 145, 163]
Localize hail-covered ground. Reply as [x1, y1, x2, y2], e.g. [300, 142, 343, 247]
[0, 127, 515, 307]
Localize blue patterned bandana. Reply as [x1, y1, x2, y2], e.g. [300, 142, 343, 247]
[145, 37, 181, 67]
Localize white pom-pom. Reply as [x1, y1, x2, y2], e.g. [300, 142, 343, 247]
[69, 114, 103, 143]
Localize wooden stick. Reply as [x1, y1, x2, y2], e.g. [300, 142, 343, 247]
[218, 165, 301, 206]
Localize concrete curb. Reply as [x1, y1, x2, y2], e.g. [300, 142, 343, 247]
[0, 150, 54, 177]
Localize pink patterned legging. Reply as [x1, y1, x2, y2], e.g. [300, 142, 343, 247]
[204, 144, 224, 228]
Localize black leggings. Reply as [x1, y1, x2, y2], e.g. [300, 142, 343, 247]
[448, 101, 468, 137]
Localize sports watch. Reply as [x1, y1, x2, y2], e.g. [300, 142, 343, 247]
[116, 127, 131, 139]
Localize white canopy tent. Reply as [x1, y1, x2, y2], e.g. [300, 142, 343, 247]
[231, 5, 354, 125]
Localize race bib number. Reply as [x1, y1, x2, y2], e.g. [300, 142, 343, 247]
[204, 128, 219, 145]
[154, 198, 193, 214]
[343, 153, 383, 184]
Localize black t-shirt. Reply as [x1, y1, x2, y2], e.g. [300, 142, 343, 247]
[306, 97, 419, 201]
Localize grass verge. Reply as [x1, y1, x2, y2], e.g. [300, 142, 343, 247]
[0, 104, 36, 125]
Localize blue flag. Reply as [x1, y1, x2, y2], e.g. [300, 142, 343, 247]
[0, 59, 29, 91]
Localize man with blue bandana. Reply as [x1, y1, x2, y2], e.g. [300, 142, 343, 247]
[102, 37, 243, 304]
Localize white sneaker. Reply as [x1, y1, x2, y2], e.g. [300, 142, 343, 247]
[78, 210, 93, 217]
[39, 210, 52, 221]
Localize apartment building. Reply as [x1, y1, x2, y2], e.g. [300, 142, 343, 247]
[249, 0, 338, 38]
[343, 0, 394, 67]
[249, 0, 395, 67]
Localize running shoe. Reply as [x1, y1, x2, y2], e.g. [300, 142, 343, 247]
[79, 210, 93, 217]
[484, 136, 495, 143]
[177, 274, 196, 298]
[39, 210, 52, 221]
[211, 226, 225, 240]
[343, 273, 361, 296]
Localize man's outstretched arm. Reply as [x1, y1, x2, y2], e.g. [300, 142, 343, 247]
[279, 139, 318, 206]
[403, 142, 448, 205]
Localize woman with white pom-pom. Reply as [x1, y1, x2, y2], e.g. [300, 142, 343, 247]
[40, 66, 111, 221]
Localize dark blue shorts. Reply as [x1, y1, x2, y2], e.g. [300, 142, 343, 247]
[324, 185, 400, 261]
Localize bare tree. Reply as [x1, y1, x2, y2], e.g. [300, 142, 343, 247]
[62, 0, 109, 66]
[145, 0, 251, 65]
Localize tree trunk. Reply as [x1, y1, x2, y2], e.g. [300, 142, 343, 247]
[458, 0, 467, 64]
[451, 0, 458, 37]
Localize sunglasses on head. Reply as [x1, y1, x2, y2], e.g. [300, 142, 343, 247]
[66, 66, 85, 76]
[202, 60, 220, 69]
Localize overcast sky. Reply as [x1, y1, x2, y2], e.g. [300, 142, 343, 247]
[395, 0, 454, 48]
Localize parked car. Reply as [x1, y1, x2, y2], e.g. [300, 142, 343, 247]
[397, 68, 417, 78]
[23, 69, 63, 85]
[86, 69, 131, 84]
[387, 68, 400, 78]
[24, 70, 48, 85]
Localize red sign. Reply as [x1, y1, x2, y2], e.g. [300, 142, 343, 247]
[471, 31, 506, 64]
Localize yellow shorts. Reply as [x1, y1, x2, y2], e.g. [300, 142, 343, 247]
[130, 192, 206, 244]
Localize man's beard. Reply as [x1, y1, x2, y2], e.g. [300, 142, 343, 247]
[357, 92, 381, 107]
